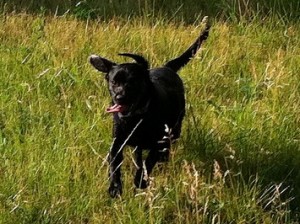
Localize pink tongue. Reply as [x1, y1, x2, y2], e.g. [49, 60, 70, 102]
[106, 104, 124, 113]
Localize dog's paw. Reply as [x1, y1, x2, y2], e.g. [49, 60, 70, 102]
[108, 182, 122, 198]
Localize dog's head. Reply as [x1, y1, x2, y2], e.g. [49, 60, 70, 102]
[89, 53, 150, 117]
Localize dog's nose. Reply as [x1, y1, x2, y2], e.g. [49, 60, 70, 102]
[116, 94, 125, 101]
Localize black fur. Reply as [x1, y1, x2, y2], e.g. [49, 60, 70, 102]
[89, 23, 210, 198]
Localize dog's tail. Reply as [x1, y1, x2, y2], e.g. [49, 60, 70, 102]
[164, 16, 210, 72]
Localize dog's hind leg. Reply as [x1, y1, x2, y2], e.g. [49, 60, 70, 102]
[145, 149, 159, 177]
[157, 139, 171, 162]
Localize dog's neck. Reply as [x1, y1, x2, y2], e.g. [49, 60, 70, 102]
[132, 98, 151, 115]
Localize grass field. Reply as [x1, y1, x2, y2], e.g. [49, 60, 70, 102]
[0, 1, 300, 223]
[1, 0, 300, 22]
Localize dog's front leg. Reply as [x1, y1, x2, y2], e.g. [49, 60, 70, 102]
[134, 146, 162, 189]
[134, 147, 148, 189]
[108, 138, 124, 198]
[134, 148, 159, 189]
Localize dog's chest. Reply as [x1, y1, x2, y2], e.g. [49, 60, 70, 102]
[116, 114, 166, 148]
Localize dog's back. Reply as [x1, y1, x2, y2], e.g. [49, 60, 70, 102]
[147, 20, 210, 138]
[149, 67, 185, 139]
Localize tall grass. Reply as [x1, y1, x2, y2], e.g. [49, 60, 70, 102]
[0, 8, 299, 224]
[1, 0, 300, 22]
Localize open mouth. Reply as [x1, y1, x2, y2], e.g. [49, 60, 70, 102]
[106, 104, 128, 114]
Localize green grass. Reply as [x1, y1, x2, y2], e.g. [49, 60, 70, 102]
[0, 7, 300, 224]
[1, 0, 300, 22]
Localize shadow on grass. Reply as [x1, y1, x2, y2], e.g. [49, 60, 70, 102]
[182, 117, 300, 220]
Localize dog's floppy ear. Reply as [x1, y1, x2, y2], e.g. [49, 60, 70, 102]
[119, 53, 149, 69]
[89, 55, 116, 73]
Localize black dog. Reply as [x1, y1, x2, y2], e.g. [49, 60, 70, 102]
[89, 21, 210, 198]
